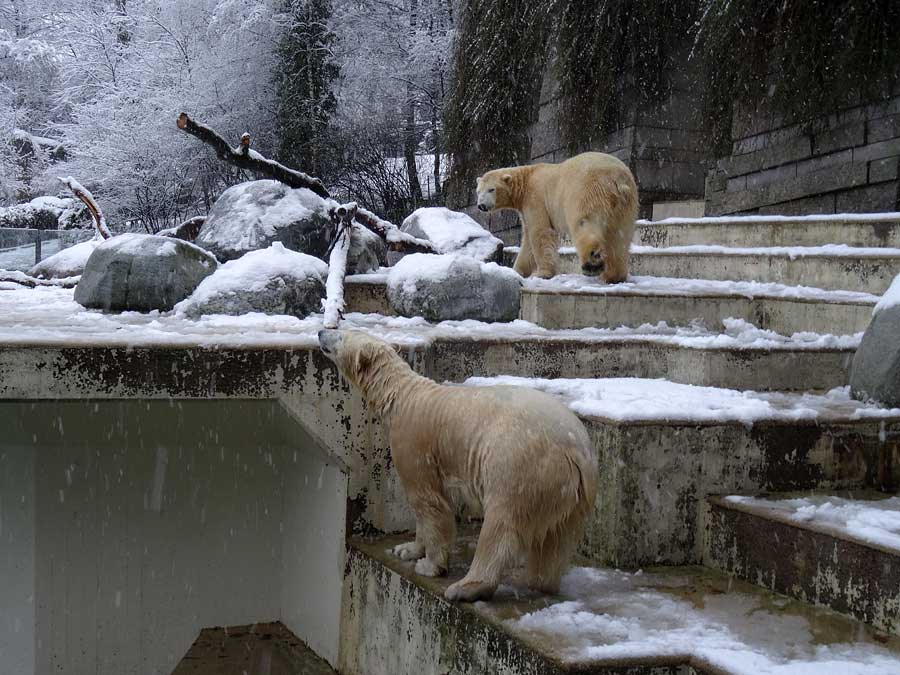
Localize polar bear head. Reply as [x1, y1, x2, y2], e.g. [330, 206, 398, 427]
[318, 329, 408, 403]
[475, 169, 517, 212]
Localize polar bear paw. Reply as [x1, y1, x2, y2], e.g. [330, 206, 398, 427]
[391, 541, 426, 561]
[414, 558, 445, 577]
[444, 579, 497, 603]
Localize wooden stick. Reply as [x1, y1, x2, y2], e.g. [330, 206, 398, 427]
[0, 271, 79, 288]
[58, 176, 111, 239]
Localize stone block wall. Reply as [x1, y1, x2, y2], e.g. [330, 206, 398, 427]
[707, 94, 900, 216]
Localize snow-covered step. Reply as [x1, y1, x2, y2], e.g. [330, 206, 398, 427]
[636, 212, 900, 248]
[705, 493, 900, 636]
[463, 376, 900, 567]
[343, 532, 900, 675]
[518, 245, 900, 294]
[521, 274, 877, 335]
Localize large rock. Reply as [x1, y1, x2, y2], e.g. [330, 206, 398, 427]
[74, 233, 218, 312]
[850, 276, 900, 407]
[29, 238, 101, 279]
[347, 223, 386, 274]
[175, 242, 327, 318]
[195, 180, 333, 262]
[397, 207, 504, 262]
[386, 253, 521, 322]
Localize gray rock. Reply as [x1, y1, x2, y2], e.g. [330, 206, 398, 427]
[347, 223, 386, 274]
[175, 242, 327, 318]
[195, 180, 333, 262]
[850, 298, 900, 407]
[394, 207, 504, 264]
[386, 253, 521, 322]
[74, 233, 218, 312]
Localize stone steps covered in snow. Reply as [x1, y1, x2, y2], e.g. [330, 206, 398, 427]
[507, 245, 900, 294]
[704, 492, 900, 636]
[635, 212, 900, 248]
[463, 376, 900, 568]
[342, 532, 900, 675]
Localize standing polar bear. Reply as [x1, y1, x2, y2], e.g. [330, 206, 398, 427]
[319, 329, 598, 602]
[476, 151, 638, 282]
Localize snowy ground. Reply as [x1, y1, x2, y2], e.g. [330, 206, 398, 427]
[725, 494, 900, 553]
[462, 376, 900, 425]
[506, 243, 900, 261]
[640, 212, 900, 226]
[0, 285, 862, 352]
[485, 565, 900, 674]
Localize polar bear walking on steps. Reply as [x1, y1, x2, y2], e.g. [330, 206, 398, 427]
[318, 329, 598, 602]
[476, 151, 638, 283]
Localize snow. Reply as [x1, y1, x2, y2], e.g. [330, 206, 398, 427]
[524, 273, 879, 305]
[493, 565, 900, 674]
[628, 243, 900, 259]
[0, 281, 864, 355]
[29, 238, 102, 278]
[640, 212, 900, 226]
[323, 229, 351, 328]
[99, 232, 214, 260]
[874, 274, 900, 315]
[175, 242, 326, 315]
[401, 207, 502, 260]
[725, 494, 900, 553]
[462, 376, 900, 426]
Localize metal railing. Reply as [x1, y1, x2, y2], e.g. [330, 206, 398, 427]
[0, 227, 94, 272]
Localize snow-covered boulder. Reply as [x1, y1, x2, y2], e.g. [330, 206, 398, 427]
[397, 207, 504, 262]
[74, 233, 218, 312]
[29, 238, 102, 279]
[176, 242, 327, 319]
[347, 223, 387, 274]
[386, 253, 521, 322]
[850, 276, 900, 407]
[195, 180, 333, 262]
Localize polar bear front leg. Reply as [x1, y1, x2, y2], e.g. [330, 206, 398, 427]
[391, 536, 425, 561]
[512, 229, 536, 277]
[407, 489, 456, 577]
[524, 208, 558, 279]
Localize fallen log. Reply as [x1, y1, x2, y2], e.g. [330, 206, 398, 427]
[176, 113, 330, 200]
[58, 176, 111, 239]
[0, 270, 79, 288]
[176, 113, 437, 254]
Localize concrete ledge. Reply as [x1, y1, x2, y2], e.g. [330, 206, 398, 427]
[520, 286, 873, 335]
[340, 536, 711, 675]
[704, 495, 900, 635]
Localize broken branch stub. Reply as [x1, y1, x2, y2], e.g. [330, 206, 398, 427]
[322, 202, 357, 329]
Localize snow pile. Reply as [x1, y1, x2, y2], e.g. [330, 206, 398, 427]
[400, 207, 503, 261]
[497, 566, 899, 673]
[726, 494, 900, 553]
[387, 253, 521, 322]
[176, 242, 327, 319]
[29, 238, 102, 278]
[874, 274, 900, 315]
[194, 180, 333, 262]
[462, 376, 900, 425]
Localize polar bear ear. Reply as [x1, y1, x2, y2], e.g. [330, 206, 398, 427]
[501, 173, 512, 183]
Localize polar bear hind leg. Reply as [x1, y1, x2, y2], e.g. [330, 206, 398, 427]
[525, 511, 586, 594]
[444, 508, 520, 602]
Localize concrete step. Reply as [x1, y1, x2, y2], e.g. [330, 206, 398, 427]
[510, 246, 900, 294]
[461, 376, 900, 568]
[521, 275, 876, 335]
[341, 532, 900, 675]
[705, 492, 900, 636]
[635, 213, 900, 248]
[173, 622, 335, 674]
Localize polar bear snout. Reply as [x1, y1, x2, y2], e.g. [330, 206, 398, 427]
[318, 329, 342, 357]
[477, 203, 489, 212]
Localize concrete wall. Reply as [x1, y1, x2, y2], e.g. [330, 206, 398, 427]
[707, 93, 900, 215]
[0, 399, 347, 674]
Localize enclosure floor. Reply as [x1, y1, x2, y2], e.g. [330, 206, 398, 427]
[171, 621, 335, 675]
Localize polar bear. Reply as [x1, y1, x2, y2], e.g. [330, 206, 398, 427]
[476, 151, 638, 282]
[318, 328, 598, 602]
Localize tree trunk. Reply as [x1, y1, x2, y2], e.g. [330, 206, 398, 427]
[404, 0, 423, 206]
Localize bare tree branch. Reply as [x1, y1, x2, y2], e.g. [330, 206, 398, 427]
[176, 112, 331, 199]
[58, 176, 111, 239]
